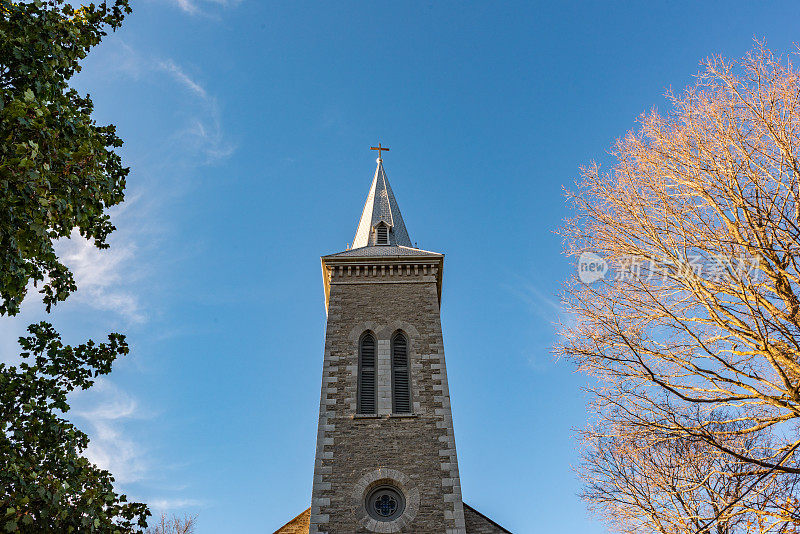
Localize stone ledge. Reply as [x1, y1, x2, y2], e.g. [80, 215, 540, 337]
[350, 413, 419, 420]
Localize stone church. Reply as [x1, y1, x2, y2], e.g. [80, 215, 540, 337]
[275, 153, 511, 534]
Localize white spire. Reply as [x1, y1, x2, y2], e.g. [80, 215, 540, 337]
[351, 159, 412, 249]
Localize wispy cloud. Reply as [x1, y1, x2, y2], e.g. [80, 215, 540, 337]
[71, 375, 206, 513]
[173, 0, 198, 14]
[178, 108, 235, 164]
[88, 39, 236, 166]
[159, 59, 208, 99]
[503, 276, 575, 372]
[147, 498, 204, 511]
[103, 41, 146, 80]
[72, 379, 150, 484]
[55, 229, 145, 324]
[169, 0, 241, 16]
[157, 59, 235, 163]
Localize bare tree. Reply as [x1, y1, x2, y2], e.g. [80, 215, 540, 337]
[143, 514, 197, 534]
[581, 419, 798, 534]
[559, 42, 800, 532]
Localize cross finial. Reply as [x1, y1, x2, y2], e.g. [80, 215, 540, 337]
[370, 143, 390, 161]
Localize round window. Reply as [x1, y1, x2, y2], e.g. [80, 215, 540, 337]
[365, 485, 406, 522]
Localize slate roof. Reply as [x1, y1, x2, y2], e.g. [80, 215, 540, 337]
[272, 508, 310, 534]
[324, 245, 442, 259]
[352, 159, 413, 248]
[463, 503, 514, 533]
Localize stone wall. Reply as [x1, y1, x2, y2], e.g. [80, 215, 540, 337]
[309, 260, 466, 533]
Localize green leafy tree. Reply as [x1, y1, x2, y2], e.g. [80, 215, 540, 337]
[1, 1, 153, 531]
[0, 323, 149, 532]
[0, 0, 132, 316]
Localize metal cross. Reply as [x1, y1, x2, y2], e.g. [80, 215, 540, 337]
[370, 143, 390, 160]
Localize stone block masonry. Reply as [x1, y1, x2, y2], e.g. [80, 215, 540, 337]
[310, 260, 466, 533]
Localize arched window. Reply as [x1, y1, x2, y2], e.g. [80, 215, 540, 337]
[375, 224, 389, 245]
[391, 332, 411, 414]
[358, 333, 376, 414]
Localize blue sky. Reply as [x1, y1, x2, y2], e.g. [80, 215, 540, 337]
[4, 1, 800, 532]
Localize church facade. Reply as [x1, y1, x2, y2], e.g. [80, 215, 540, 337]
[275, 156, 510, 534]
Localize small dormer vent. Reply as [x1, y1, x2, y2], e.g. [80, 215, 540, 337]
[376, 225, 389, 245]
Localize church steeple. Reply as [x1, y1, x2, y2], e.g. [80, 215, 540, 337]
[321, 158, 445, 313]
[352, 159, 413, 248]
[306, 152, 469, 534]
[273, 151, 512, 534]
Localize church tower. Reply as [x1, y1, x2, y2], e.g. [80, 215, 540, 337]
[274, 153, 511, 534]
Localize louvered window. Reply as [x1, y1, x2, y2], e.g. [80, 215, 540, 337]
[392, 333, 411, 414]
[376, 225, 389, 245]
[358, 333, 377, 414]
